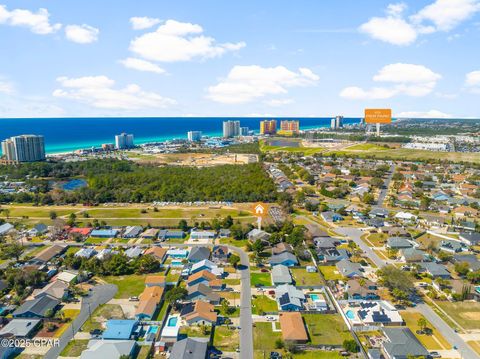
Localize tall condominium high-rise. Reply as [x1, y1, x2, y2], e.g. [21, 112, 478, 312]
[1, 135, 46, 162]
[331, 116, 344, 130]
[240, 127, 250, 136]
[280, 120, 300, 134]
[187, 131, 202, 142]
[222, 120, 240, 138]
[115, 133, 135, 149]
[260, 120, 277, 135]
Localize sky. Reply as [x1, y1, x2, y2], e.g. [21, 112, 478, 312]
[0, 0, 480, 118]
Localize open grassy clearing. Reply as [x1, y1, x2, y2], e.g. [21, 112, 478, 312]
[100, 273, 154, 299]
[303, 313, 352, 345]
[213, 326, 239, 351]
[290, 267, 323, 286]
[434, 300, 480, 330]
[251, 272, 272, 287]
[400, 311, 451, 350]
[60, 339, 89, 356]
[253, 322, 281, 354]
[252, 295, 278, 314]
[81, 304, 125, 332]
[318, 266, 345, 281]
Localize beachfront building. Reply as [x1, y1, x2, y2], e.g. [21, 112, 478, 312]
[1, 135, 45, 163]
[187, 131, 202, 142]
[279, 120, 300, 135]
[260, 120, 277, 135]
[115, 133, 134, 149]
[222, 120, 240, 138]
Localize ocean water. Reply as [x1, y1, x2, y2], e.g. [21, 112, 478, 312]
[0, 117, 361, 154]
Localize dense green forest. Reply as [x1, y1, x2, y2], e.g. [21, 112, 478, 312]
[0, 159, 277, 204]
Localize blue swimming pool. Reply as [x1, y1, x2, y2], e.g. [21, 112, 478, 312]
[346, 310, 355, 320]
[147, 325, 159, 334]
[167, 316, 178, 327]
[310, 294, 320, 301]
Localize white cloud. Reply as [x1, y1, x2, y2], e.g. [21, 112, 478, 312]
[411, 0, 480, 31]
[395, 109, 453, 118]
[340, 63, 441, 100]
[0, 4, 61, 34]
[0, 80, 14, 94]
[207, 65, 319, 104]
[53, 75, 176, 110]
[265, 98, 294, 106]
[119, 57, 166, 74]
[65, 24, 99, 44]
[360, 0, 480, 45]
[130, 16, 161, 30]
[360, 16, 417, 45]
[465, 70, 480, 86]
[129, 19, 245, 62]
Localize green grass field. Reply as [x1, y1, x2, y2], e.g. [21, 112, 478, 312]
[252, 295, 278, 314]
[101, 274, 152, 299]
[253, 322, 281, 353]
[60, 340, 89, 357]
[290, 267, 323, 286]
[213, 326, 239, 351]
[434, 301, 480, 331]
[400, 311, 451, 350]
[318, 266, 345, 281]
[251, 272, 272, 287]
[81, 304, 125, 332]
[303, 313, 352, 345]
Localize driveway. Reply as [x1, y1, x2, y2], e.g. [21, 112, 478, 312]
[44, 284, 117, 359]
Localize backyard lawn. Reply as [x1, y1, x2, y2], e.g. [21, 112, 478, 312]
[101, 274, 152, 299]
[290, 267, 322, 286]
[252, 295, 278, 314]
[251, 272, 272, 287]
[179, 325, 212, 338]
[81, 304, 125, 332]
[213, 326, 239, 351]
[54, 309, 81, 338]
[318, 266, 344, 281]
[253, 322, 281, 354]
[303, 314, 352, 345]
[434, 300, 480, 331]
[400, 311, 451, 350]
[60, 340, 89, 357]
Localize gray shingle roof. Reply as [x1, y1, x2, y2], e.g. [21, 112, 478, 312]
[170, 338, 208, 359]
[383, 327, 429, 358]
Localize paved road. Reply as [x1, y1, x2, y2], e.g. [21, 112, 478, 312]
[336, 227, 480, 359]
[336, 227, 385, 268]
[375, 164, 395, 207]
[45, 284, 117, 359]
[159, 242, 254, 359]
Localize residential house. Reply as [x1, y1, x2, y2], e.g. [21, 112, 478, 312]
[136, 286, 164, 320]
[459, 232, 480, 246]
[318, 248, 349, 264]
[386, 237, 413, 250]
[180, 300, 217, 325]
[369, 208, 389, 218]
[271, 264, 293, 285]
[452, 254, 480, 271]
[0, 318, 41, 338]
[218, 229, 231, 238]
[269, 252, 298, 267]
[188, 247, 210, 263]
[272, 242, 293, 255]
[279, 312, 308, 344]
[27, 223, 48, 237]
[320, 211, 343, 223]
[33, 280, 69, 300]
[187, 283, 220, 304]
[190, 259, 223, 277]
[125, 247, 143, 259]
[141, 228, 159, 239]
[143, 247, 167, 262]
[346, 279, 379, 300]
[211, 245, 228, 263]
[382, 327, 429, 359]
[170, 338, 208, 359]
[439, 239, 465, 253]
[31, 244, 66, 264]
[336, 259, 363, 278]
[80, 340, 137, 359]
[102, 320, 138, 340]
[313, 237, 339, 249]
[247, 229, 271, 243]
[90, 229, 118, 238]
[145, 275, 166, 288]
[400, 248, 426, 263]
[123, 226, 143, 238]
[355, 301, 403, 326]
[0, 223, 14, 236]
[75, 247, 96, 259]
[187, 270, 220, 288]
[190, 230, 216, 240]
[167, 249, 188, 259]
[275, 284, 306, 311]
[12, 295, 60, 318]
[418, 262, 450, 279]
[158, 230, 185, 241]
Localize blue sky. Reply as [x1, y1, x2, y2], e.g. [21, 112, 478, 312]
[0, 0, 480, 118]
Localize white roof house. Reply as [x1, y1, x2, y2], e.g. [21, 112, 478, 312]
[0, 223, 14, 236]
